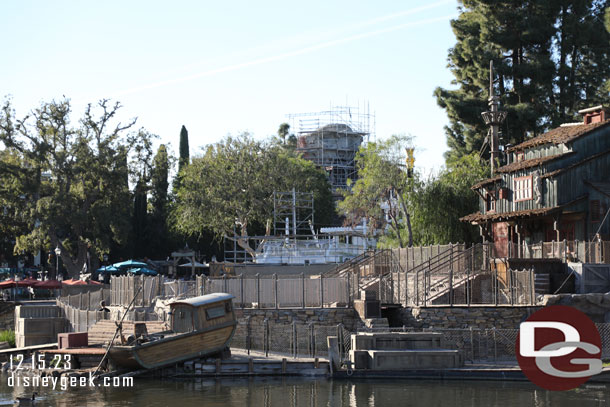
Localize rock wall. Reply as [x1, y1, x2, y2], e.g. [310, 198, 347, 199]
[541, 293, 610, 323]
[399, 306, 539, 330]
[234, 308, 360, 330]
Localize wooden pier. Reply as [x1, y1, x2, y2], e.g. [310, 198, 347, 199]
[173, 349, 328, 378]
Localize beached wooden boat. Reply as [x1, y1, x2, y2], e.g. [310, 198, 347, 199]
[108, 293, 236, 370]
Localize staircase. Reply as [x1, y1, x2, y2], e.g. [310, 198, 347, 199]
[408, 243, 489, 305]
[325, 244, 496, 306]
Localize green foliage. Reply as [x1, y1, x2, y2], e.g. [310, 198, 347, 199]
[341, 136, 488, 247]
[437, 0, 610, 162]
[147, 144, 171, 257]
[173, 134, 333, 253]
[0, 98, 153, 277]
[338, 135, 414, 248]
[278, 123, 290, 144]
[0, 330, 15, 347]
[408, 154, 489, 245]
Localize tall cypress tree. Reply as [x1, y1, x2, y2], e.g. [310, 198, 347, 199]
[436, 0, 610, 163]
[179, 125, 190, 173]
[173, 125, 190, 193]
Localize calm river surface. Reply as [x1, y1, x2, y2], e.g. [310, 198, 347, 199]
[0, 375, 608, 406]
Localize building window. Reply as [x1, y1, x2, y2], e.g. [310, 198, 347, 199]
[591, 200, 601, 222]
[514, 176, 533, 202]
[516, 151, 525, 162]
[486, 192, 496, 212]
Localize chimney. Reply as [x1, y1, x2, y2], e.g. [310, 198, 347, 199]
[578, 105, 609, 125]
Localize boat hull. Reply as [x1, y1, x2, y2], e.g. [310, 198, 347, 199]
[109, 321, 236, 370]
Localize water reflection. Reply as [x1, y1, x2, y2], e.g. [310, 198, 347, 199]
[0, 374, 608, 406]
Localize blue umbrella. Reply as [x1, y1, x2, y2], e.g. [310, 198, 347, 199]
[112, 260, 148, 269]
[97, 266, 119, 274]
[126, 267, 158, 276]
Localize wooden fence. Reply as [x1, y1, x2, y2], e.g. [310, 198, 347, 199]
[196, 275, 351, 309]
[392, 243, 466, 273]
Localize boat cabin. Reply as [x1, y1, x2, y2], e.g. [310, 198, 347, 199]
[170, 293, 235, 333]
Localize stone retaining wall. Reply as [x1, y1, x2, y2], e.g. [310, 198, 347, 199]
[399, 306, 539, 330]
[234, 308, 360, 330]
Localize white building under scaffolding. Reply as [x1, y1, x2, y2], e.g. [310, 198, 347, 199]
[288, 104, 374, 197]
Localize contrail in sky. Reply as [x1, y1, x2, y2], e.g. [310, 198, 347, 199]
[114, 10, 457, 97]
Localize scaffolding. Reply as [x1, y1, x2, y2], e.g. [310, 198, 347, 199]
[273, 189, 314, 237]
[223, 189, 372, 264]
[288, 104, 375, 195]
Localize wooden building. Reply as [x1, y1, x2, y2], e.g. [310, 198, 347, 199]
[462, 106, 610, 256]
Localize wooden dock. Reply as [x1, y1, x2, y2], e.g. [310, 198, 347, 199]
[173, 349, 329, 378]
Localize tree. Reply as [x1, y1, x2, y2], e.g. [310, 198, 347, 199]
[278, 123, 290, 144]
[178, 125, 189, 172]
[132, 178, 148, 258]
[407, 154, 489, 245]
[173, 125, 190, 193]
[0, 98, 152, 277]
[436, 0, 610, 162]
[338, 135, 414, 248]
[173, 134, 333, 256]
[148, 144, 171, 256]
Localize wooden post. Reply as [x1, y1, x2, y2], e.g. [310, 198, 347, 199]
[301, 273, 305, 309]
[397, 270, 401, 305]
[319, 274, 324, 308]
[449, 244, 454, 306]
[256, 274, 260, 309]
[416, 268, 420, 306]
[292, 320, 297, 358]
[274, 274, 278, 309]
[467, 264, 471, 306]
[530, 269, 535, 305]
[346, 273, 351, 307]
[240, 274, 244, 308]
[141, 275, 145, 306]
[494, 266, 498, 306]
[509, 269, 514, 305]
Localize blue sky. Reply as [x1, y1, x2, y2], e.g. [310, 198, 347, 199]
[1, 0, 460, 173]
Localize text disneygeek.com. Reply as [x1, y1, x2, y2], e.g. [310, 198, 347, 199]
[7, 373, 134, 390]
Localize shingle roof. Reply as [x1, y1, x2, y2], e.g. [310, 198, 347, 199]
[471, 175, 502, 190]
[507, 121, 610, 152]
[460, 207, 561, 223]
[541, 148, 610, 179]
[496, 152, 572, 173]
[460, 195, 588, 224]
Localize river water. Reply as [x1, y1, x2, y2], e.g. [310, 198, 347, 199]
[0, 375, 607, 406]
